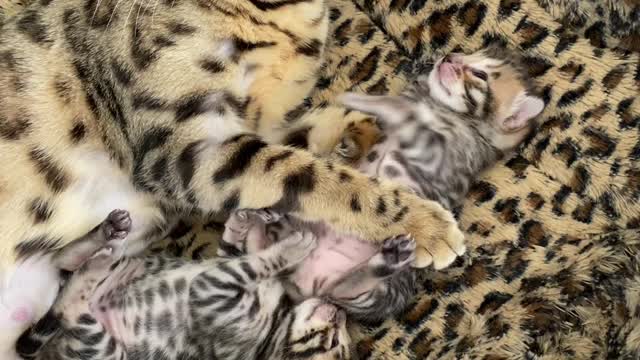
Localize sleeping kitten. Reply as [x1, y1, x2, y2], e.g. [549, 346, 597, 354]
[220, 46, 545, 322]
[18, 210, 352, 360]
[220, 209, 417, 322]
[340, 46, 545, 211]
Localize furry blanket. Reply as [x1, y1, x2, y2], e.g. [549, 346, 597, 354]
[2, 0, 639, 358]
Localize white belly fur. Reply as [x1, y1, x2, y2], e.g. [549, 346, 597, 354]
[51, 147, 164, 244]
[0, 147, 163, 353]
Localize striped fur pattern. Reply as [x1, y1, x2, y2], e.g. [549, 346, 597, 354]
[219, 209, 418, 323]
[18, 210, 352, 360]
[0, 0, 466, 353]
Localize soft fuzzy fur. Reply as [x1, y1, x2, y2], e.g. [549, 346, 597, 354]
[3, 0, 640, 358]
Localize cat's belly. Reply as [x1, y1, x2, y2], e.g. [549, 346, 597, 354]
[290, 225, 378, 297]
[55, 148, 164, 247]
[0, 147, 163, 356]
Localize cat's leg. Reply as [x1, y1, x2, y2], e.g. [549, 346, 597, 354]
[329, 235, 418, 321]
[132, 105, 464, 270]
[209, 230, 317, 287]
[219, 209, 283, 256]
[191, 230, 317, 329]
[53, 209, 131, 271]
[15, 310, 61, 360]
[1, 214, 134, 360]
[53, 216, 146, 347]
[339, 93, 414, 129]
[241, 230, 317, 279]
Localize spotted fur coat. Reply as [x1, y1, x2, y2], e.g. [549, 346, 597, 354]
[2, 0, 639, 358]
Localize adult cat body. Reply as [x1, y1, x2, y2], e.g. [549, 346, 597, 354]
[0, 0, 465, 356]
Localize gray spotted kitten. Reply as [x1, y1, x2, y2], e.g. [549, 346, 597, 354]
[18, 210, 353, 360]
[221, 46, 546, 323]
[341, 46, 545, 211]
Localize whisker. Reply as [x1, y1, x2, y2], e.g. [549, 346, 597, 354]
[142, 0, 154, 15]
[150, 0, 161, 26]
[90, 0, 104, 26]
[120, 0, 138, 42]
[106, 0, 124, 28]
[134, 0, 145, 39]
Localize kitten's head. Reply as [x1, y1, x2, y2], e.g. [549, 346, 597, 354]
[422, 47, 545, 148]
[280, 299, 351, 360]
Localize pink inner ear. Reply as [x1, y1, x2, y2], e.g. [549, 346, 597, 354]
[504, 96, 544, 131]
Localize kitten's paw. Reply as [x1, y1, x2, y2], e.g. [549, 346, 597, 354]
[368, 235, 415, 275]
[403, 197, 466, 269]
[221, 209, 284, 257]
[381, 235, 416, 268]
[278, 231, 317, 265]
[221, 210, 254, 249]
[102, 209, 132, 241]
[242, 209, 283, 224]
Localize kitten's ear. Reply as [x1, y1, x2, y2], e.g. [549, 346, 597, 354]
[501, 93, 544, 132]
[339, 92, 412, 126]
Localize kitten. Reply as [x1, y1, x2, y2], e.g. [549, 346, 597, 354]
[220, 209, 417, 322]
[340, 46, 545, 211]
[18, 210, 352, 360]
[221, 46, 545, 322]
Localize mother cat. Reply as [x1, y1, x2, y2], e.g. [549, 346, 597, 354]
[0, 0, 466, 356]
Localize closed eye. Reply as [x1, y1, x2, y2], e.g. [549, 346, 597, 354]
[470, 69, 488, 81]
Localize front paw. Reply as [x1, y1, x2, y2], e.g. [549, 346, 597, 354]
[404, 197, 465, 269]
[241, 208, 283, 224]
[368, 235, 415, 275]
[381, 235, 416, 268]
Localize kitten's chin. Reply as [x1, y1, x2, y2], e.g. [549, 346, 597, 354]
[427, 69, 467, 113]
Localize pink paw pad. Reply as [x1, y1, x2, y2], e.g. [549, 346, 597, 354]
[10, 307, 32, 323]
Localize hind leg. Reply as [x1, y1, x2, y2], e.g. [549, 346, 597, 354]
[53, 209, 132, 271]
[53, 211, 145, 345]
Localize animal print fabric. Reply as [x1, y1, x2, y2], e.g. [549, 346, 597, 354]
[2, 0, 639, 358]
[535, 0, 640, 54]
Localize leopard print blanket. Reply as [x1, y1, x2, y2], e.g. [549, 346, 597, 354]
[2, 0, 639, 358]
